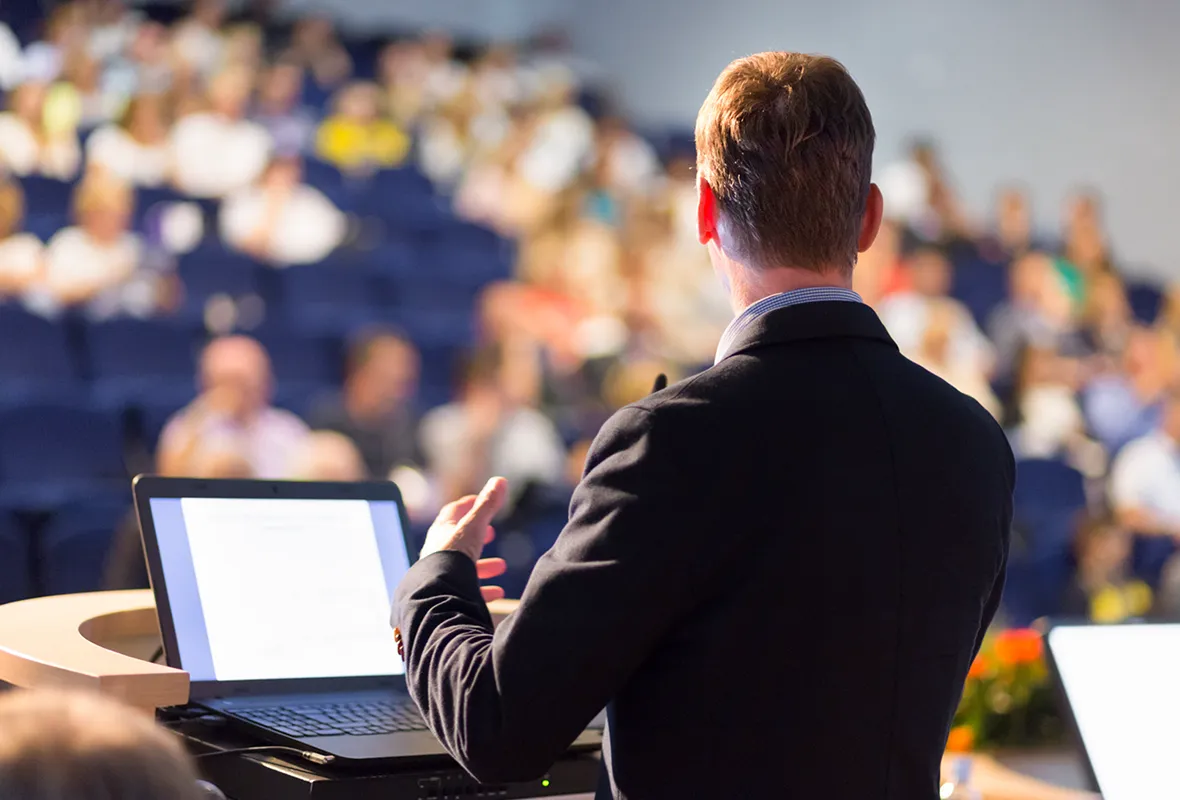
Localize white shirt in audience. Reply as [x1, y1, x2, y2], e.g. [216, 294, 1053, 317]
[43, 227, 141, 299]
[1109, 431, 1180, 527]
[0, 23, 21, 90]
[0, 113, 81, 179]
[86, 124, 171, 187]
[220, 184, 347, 265]
[878, 292, 994, 374]
[516, 105, 594, 193]
[603, 133, 660, 196]
[170, 112, 272, 198]
[0, 233, 43, 292]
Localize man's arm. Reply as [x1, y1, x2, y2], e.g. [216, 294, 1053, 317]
[393, 404, 735, 782]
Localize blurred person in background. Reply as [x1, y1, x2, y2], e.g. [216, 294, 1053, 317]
[158, 335, 309, 479]
[987, 252, 1080, 382]
[0, 81, 82, 178]
[221, 22, 265, 75]
[0, 20, 21, 91]
[877, 245, 994, 374]
[85, 93, 172, 186]
[420, 341, 565, 506]
[0, 179, 44, 297]
[979, 185, 1037, 262]
[101, 20, 174, 107]
[511, 70, 594, 220]
[41, 172, 141, 306]
[219, 155, 346, 265]
[20, 3, 88, 84]
[877, 138, 972, 244]
[290, 430, 367, 482]
[592, 115, 660, 202]
[170, 66, 272, 198]
[1082, 326, 1174, 454]
[1062, 188, 1113, 276]
[308, 329, 421, 479]
[0, 690, 208, 800]
[58, 50, 120, 128]
[282, 16, 353, 95]
[911, 297, 1001, 417]
[1081, 269, 1134, 360]
[315, 81, 409, 173]
[1062, 511, 1151, 623]
[171, 0, 227, 83]
[86, 0, 142, 66]
[1004, 344, 1099, 472]
[852, 218, 903, 307]
[251, 58, 316, 156]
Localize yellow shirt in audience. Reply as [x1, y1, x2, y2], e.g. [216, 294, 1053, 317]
[315, 117, 410, 171]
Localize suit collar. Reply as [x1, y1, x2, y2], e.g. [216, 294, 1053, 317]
[718, 300, 898, 362]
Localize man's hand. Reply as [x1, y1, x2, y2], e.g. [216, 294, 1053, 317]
[422, 477, 509, 603]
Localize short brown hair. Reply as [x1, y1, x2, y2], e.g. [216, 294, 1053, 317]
[0, 690, 205, 800]
[695, 52, 875, 272]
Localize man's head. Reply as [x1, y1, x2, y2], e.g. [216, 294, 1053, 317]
[695, 52, 881, 296]
[908, 246, 951, 298]
[198, 336, 273, 422]
[344, 330, 419, 420]
[74, 173, 133, 245]
[0, 690, 206, 800]
[292, 431, 367, 481]
[259, 60, 303, 112]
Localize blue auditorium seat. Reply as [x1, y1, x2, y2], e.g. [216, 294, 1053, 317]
[23, 212, 69, 241]
[253, 328, 343, 411]
[0, 513, 30, 604]
[0, 403, 126, 508]
[1003, 458, 1088, 626]
[951, 255, 1009, 330]
[17, 175, 75, 217]
[84, 318, 200, 409]
[40, 497, 129, 595]
[0, 307, 81, 403]
[418, 226, 515, 286]
[275, 262, 379, 335]
[367, 168, 451, 233]
[177, 244, 262, 320]
[1126, 281, 1164, 325]
[416, 343, 463, 410]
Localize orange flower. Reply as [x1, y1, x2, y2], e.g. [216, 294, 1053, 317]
[967, 653, 990, 679]
[994, 629, 1043, 665]
[946, 725, 974, 753]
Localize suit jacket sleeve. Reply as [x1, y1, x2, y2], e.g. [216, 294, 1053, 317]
[393, 404, 735, 782]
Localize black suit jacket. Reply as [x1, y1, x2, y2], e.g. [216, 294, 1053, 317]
[394, 301, 1013, 799]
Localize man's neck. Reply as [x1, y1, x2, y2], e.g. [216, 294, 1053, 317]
[728, 263, 853, 314]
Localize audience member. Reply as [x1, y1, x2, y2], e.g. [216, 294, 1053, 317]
[252, 59, 316, 156]
[1062, 188, 1112, 275]
[101, 21, 173, 105]
[219, 155, 346, 265]
[983, 186, 1037, 261]
[420, 342, 566, 506]
[41, 173, 141, 306]
[291, 430, 367, 481]
[308, 330, 421, 478]
[987, 252, 1079, 381]
[0, 180, 44, 297]
[878, 246, 994, 374]
[171, 0, 228, 82]
[158, 336, 309, 478]
[1082, 327, 1173, 454]
[315, 81, 409, 173]
[1081, 270, 1134, 359]
[170, 66, 272, 197]
[1062, 512, 1151, 623]
[0, 690, 208, 800]
[0, 81, 82, 179]
[0, 21, 21, 91]
[283, 16, 353, 94]
[593, 115, 660, 200]
[912, 298, 1002, 417]
[1108, 383, 1180, 541]
[85, 93, 172, 186]
[20, 3, 88, 85]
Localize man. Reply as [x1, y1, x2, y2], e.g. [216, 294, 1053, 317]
[394, 53, 1013, 799]
[158, 335, 309, 479]
[307, 329, 421, 479]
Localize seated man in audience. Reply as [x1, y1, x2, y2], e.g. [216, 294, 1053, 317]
[158, 335, 309, 479]
[308, 329, 421, 478]
[41, 172, 142, 307]
[0, 179, 44, 297]
[877, 245, 994, 376]
[315, 81, 410, 173]
[420, 342, 566, 508]
[86, 93, 173, 187]
[251, 59, 317, 156]
[171, 66, 273, 198]
[0, 690, 209, 800]
[1083, 326, 1173, 454]
[219, 155, 346, 265]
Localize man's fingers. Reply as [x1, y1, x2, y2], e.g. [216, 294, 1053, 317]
[458, 477, 509, 533]
[439, 495, 477, 522]
[480, 585, 505, 603]
[476, 557, 507, 579]
[484, 525, 495, 544]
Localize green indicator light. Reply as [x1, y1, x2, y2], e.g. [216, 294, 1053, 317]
[542, 779, 550, 787]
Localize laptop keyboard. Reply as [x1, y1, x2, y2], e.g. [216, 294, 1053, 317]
[233, 699, 427, 737]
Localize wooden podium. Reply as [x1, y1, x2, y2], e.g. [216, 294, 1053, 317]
[0, 591, 1095, 800]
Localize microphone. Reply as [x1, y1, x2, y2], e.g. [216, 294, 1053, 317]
[651, 373, 668, 394]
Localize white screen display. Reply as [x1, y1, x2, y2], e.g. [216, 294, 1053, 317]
[179, 497, 407, 681]
[1049, 624, 1180, 799]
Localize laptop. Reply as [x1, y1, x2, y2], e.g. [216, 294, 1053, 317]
[1045, 622, 1180, 799]
[135, 476, 602, 762]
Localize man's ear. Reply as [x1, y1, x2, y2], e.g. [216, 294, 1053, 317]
[857, 183, 884, 253]
[698, 177, 719, 246]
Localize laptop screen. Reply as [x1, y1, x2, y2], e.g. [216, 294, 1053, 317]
[1048, 624, 1180, 799]
[150, 495, 410, 683]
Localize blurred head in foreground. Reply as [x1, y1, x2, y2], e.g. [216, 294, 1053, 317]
[694, 52, 881, 307]
[292, 430, 367, 482]
[0, 690, 206, 800]
[198, 335, 273, 423]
